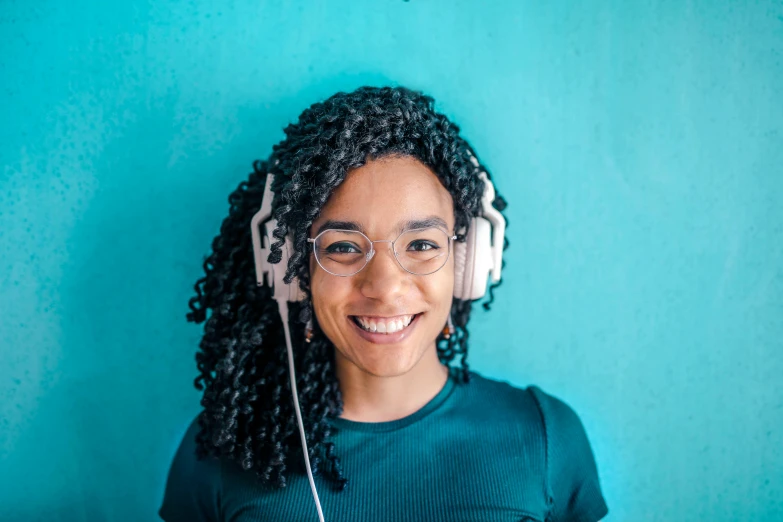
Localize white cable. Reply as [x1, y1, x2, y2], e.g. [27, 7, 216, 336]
[277, 299, 326, 522]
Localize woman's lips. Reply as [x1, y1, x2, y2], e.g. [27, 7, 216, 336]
[348, 313, 422, 345]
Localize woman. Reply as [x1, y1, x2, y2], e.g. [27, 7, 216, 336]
[159, 86, 609, 522]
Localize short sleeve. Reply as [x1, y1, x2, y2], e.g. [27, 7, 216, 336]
[527, 386, 609, 522]
[158, 415, 222, 522]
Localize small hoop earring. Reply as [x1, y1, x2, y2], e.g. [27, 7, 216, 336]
[442, 312, 455, 339]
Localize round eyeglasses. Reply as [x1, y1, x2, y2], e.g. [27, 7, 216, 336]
[307, 227, 457, 277]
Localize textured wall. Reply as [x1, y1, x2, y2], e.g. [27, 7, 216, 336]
[1, 1, 781, 520]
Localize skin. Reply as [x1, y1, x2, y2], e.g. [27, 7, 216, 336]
[308, 155, 454, 423]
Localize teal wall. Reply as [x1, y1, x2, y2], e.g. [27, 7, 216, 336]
[1, 1, 781, 520]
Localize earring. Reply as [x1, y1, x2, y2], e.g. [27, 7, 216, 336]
[304, 316, 314, 343]
[441, 313, 455, 339]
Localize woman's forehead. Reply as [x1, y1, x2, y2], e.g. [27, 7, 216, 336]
[311, 156, 455, 235]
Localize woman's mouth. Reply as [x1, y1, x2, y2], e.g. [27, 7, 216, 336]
[351, 314, 417, 333]
[348, 313, 423, 344]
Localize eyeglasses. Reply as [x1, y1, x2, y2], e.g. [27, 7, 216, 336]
[307, 227, 457, 277]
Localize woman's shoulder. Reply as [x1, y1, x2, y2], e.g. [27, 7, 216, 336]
[463, 370, 599, 460]
[465, 371, 609, 522]
[159, 413, 223, 522]
[464, 370, 583, 425]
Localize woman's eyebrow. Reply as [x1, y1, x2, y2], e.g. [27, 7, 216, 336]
[396, 216, 449, 234]
[314, 215, 449, 236]
[315, 220, 363, 235]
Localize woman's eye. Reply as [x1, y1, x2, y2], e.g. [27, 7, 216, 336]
[408, 241, 438, 252]
[326, 243, 360, 254]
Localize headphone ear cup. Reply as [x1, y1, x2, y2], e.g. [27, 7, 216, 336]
[454, 217, 493, 300]
[254, 173, 308, 303]
[469, 217, 494, 300]
[263, 223, 307, 303]
[281, 234, 307, 302]
[453, 232, 468, 300]
[453, 218, 481, 300]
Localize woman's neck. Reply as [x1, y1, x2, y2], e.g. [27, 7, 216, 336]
[335, 348, 450, 423]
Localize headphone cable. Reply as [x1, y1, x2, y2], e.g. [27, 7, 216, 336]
[278, 299, 326, 522]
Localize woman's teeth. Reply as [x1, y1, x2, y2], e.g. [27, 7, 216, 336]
[353, 314, 415, 334]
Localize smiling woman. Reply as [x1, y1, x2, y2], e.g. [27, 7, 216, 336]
[158, 86, 609, 522]
[308, 157, 458, 390]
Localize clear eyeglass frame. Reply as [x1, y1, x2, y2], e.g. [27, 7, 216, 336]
[306, 227, 458, 277]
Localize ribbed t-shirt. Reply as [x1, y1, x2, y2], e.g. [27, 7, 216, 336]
[159, 369, 609, 522]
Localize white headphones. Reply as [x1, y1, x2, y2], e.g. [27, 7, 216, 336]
[453, 152, 506, 300]
[248, 153, 506, 522]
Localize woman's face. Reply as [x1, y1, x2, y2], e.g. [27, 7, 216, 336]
[308, 155, 455, 378]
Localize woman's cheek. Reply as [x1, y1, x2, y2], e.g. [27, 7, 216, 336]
[311, 271, 349, 333]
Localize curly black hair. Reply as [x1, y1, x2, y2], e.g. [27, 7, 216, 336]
[186, 85, 510, 492]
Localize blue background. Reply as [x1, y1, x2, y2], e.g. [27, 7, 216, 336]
[1, 1, 781, 520]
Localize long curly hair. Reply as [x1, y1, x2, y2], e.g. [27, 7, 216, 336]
[187, 85, 509, 492]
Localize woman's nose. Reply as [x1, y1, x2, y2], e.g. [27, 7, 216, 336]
[357, 242, 407, 300]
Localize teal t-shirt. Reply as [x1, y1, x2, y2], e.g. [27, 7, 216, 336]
[159, 370, 609, 522]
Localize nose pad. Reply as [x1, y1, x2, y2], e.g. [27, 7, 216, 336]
[366, 250, 375, 262]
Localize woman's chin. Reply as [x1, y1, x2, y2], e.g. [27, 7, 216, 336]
[341, 345, 425, 378]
